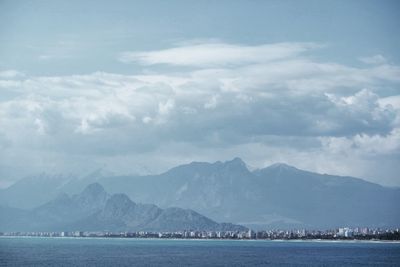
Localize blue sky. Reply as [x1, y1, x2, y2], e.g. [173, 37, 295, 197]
[1, 0, 400, 75]
[0, 0, 399, 187]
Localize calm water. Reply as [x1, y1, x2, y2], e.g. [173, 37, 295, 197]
[0, 237, 399, 266]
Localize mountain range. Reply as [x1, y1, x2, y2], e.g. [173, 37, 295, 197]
[1, 158, 399, 229]
[0, 183, 246, 232]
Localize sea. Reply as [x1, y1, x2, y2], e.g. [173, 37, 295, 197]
[0, 237, 399, 266]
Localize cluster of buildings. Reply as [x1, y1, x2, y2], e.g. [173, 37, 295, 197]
[255, 227, 399, 240]
[1, 227, 399, 240]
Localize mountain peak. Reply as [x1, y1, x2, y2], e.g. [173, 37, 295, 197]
[221, 157, 249, 174]
[224, 157, 246, 167]
[75, 183, 108, 212]
[253, 162, 299, 177]
[268, 162, 297, 170]
[107, 193, 134, 206]
[100, 193, 136, 219]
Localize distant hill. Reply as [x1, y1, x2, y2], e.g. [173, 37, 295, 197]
[0, 183, 246, 232]
[1, 158, 399, 229]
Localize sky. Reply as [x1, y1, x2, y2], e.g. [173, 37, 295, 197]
[0, 0, 399, 187]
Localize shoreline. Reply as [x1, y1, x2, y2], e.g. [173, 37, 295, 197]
[1, 235, 399, 244]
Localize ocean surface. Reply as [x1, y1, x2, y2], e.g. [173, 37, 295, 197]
[0, 237, 399, 266]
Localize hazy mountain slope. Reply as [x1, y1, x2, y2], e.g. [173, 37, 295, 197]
[0, 171, 107, 209]
[0, 174, 74, 209]
[0, 183, 246, 232]
[251, 163, 400, 228]
[99, 158, 261, 221]
[97, 159, 400, 229]
[1, 158, 399, 229]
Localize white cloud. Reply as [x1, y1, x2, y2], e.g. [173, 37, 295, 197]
[359, 54, 387, 65]
[326, 89, 380, 114]
[34, 118, 47, 135]
[379, 95, 400, 110]
[320, 128, 400, 156]
[119, 42, 319, 67]
[0, 70, 25, 79]
[158, 99, 175, 116]
[204, 95, 219, 109]
[142, 116, 153, 124]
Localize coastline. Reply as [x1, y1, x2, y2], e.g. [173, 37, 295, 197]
[1, 235, 400, 244]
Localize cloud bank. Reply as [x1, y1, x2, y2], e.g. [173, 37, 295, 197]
[1, 42, 399, 186]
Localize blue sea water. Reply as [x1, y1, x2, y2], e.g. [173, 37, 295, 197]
[0, 237, 399, 266]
